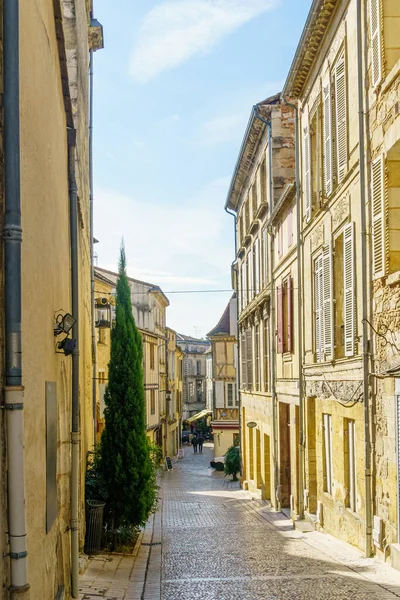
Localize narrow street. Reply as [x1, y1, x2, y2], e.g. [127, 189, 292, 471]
[81, 443, 400, 599]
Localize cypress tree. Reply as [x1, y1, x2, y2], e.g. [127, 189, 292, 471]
[100, 244, 156, 527]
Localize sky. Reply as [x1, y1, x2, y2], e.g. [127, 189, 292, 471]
[93, 0, 310, 339]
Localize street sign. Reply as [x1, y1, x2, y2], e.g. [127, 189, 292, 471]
[246, 421, 257, 428]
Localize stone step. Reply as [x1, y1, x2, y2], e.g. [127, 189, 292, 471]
[294, 520, 315, 533]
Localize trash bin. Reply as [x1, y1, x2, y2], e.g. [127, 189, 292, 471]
[84, 500, 106, 555]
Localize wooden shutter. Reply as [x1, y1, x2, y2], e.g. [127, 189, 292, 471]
[323, 243, 333, 361]
[372, 155, 385, 277]
[287, 277, 293, 353]
[246, 328, 253, 389]
[277, 285, 284, 354]
[215, 381, 224, 408]
[240, 332, 247, 390]
[315, 255, 324, 362]
[255, 238, 260, 295]
[323, 414, 333, 494]
[241, 261, 246, 308]
[344, 222, 355, 356]
[370, 0, 382, 87]
[334, 50, 347, 183]
[304, 126, 311, 222]
[323, 82, 333, 197]
[248, 250, 253, 301]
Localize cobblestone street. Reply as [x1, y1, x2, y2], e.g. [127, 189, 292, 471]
[81, 443, 400, 599]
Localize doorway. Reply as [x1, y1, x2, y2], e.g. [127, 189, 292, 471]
[279, 402, 291, 508]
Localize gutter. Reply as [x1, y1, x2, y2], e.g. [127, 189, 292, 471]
[68, 128, 80, 599]
[356, 0, 372, 558]
[3, 0, 30, 594]
[224, 206, 241, 474]
[252, 106, 279, 509]
[281, 95, 305, 519]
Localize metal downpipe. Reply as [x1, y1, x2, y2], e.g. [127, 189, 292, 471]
[356, 0, 372, 558]
[3, 0, 30, 595]
[281, 95, 305, 519]
[89, 41, 97, 446]
[68, 129, 80, 598]
[225, 206, 241, 474]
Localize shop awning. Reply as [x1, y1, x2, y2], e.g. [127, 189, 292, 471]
[186, 409, 211, 423]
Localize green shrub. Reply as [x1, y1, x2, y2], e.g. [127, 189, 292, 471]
[224, 445, 240, 481]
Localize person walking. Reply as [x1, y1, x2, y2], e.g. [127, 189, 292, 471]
[191, 435, 198, 453]
[198, 435, 204, 454]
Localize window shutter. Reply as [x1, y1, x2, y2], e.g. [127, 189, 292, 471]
[287, 277, 293, 353]
[246, 328, 253, 389]
[372, 155, 385, 277]
[255, 238, 260, 295]
[277, 285, 284, 354]
[323, 243, 333, 361]
[370, 0, 382, 87]
[315, 255, 324, 362]
[248, 250, 253, 301]
[344, 222, 355, 356]
[240, 332, 247, 390]
[304, 126, 311, 222]
[215, 381, 224, 408]
[323, 82, 333, 197]
[334, 50, 347, 183]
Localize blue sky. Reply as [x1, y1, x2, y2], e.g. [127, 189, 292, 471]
[93, 0, 310, 338]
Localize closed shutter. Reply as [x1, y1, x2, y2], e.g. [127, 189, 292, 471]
[287, 277, 293, 353]
[215, 381, 225, 408]
[277, 285, 284, 354]
[240, 332, 247, 390]
[99, 383, 106, 418]
[323, 243, 333, 361]
[246, 328, 253, 390]
[315, 255, 324, 362]
[334, 49, 347, 183]
[372, 155, 385, 277]
[304, 126, 311, 222]
[344, 222, 355, 356]
[255, 238, 260, 295]
[323, 414, 333, 494]
[370, 0, 382, 87]
[241, 260, 247, 308]
[248, 250, 253, 301]
[323, 82, 333, 197]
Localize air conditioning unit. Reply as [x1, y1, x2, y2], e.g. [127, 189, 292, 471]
[317, 500, 323, 526]
[373, 516, 383, 548]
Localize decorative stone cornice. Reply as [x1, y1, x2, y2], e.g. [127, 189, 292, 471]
[306, 379, 363, 403]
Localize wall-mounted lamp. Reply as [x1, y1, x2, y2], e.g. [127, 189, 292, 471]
[166, 390, 172, 402]
[54, 312, 76, 336]
[54, 311, 77, 356]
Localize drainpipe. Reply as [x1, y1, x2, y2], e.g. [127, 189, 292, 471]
[3, 0, 30, 595]
[225, 206, 241, 473]
[89, 9, 97, 446]
[356, 0, 372, 558]
[68, 129, 80, 598]
[253, 107, 279, 509]
[281, 95, 305, 519]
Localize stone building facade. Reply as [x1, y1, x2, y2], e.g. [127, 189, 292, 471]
[95, 268, 170, 453]
[166, 328, 184, 458]
[177, 335, 210, 420]
[226, 0, 400, 564]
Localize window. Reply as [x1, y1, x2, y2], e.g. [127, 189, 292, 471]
[323, 80, 333, 197]
[262, 228, 268, 288]
[227, 383, 235, 407]
[255, 323, 261, 390]
[150, 390, 156, 415]
[248, 250, 253, 301]
[370, 0, 382, 87]
[323, 413, 333, 494]
[277, 277, 293, 354]
[254, 238, 260, 295]
[263, 317, 270, 392]
[149, 344, 155, 370]
[277, 221, 283, 257]
[196, 360, 201, 376]
[345, 419, 357, 512]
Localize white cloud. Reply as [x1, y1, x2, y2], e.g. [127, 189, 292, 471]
[200, 112, 246, 145]
[130, 0, 279, 83]
[94, 179, 234, 337]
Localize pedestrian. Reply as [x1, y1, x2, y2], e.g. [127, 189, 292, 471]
[198, 435, 204, 453]
[192, 435, 198, 453]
